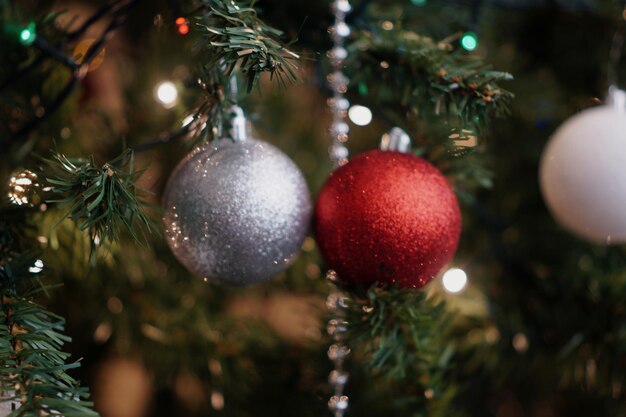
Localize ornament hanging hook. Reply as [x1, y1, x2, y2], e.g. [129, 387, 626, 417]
[380, 127, 412, 153]
[226, 73, 247, 142]
[228, 105, 247, 142]
[229, 73, 238, 101]
[607, 85, 626, 112]
[606, 3, 626, 97]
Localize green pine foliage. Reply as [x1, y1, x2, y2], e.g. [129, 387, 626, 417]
[349, 30, 513, 132]
[43, 150, 155, 259]
[341, 286, 451, 417]
[0, 297, 98, 417]
[0, 213, 97, 417]
[1, 0, 625, 417]
[197, 0, 299, 91]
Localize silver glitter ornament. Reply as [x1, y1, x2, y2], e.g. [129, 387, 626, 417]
[163, 138, 312, 285]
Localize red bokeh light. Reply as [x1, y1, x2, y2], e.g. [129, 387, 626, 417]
[175, 17, 189, 35]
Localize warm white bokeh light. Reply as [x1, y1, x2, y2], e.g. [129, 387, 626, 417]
[182, 115, 194, 127]
[155, 81, 178, 108]
[442, 268, 467, 293]
[29, 259, 44, 274]
[348, 105, 373, 126]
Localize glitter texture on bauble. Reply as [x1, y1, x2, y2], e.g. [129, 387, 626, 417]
[163, 139, 312, 285]
[314, 150, 461, 288]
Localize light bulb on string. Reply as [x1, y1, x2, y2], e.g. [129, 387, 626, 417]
[348, 105, 372, 126]
[182, 115, 194, 127]
[19, 22, 36, 45]
[29, 259, 44, 274]
[8, 169, 38, 206]
[175, 17, 190, 35]
[181, 113, 207, 133]
[155, 81, 178, 108]
[3, 21, 36, 46]
[461, 32, 478, 51]
[442, 268, 468, 293]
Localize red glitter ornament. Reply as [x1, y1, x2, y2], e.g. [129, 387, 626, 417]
[314, 150, 461, 289]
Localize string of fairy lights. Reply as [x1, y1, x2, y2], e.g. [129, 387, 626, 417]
[0, 0, 493, 155]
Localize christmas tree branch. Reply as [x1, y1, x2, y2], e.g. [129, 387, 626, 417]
[0, 296, 98, 417]
[342, 286, 451, 414]
[196, 0, 300, 92]
[0, 219, 97, 417]
[348, 30, 513, 132]
[175, 0, 302, 146]
[43, 150, 155, 259]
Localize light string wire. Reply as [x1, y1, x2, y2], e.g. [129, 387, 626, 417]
[0, 0, 139, 148]
[325, 1, 352, 416]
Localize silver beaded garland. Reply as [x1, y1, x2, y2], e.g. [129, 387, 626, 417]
[327, 0, 352, 167]
[326, 272, 350, 417]
[325, 1, 352, 416]
[163, 136, 312, 286]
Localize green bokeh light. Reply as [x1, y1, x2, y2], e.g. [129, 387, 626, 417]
[461, 32, 478, 51]
[19, 23, 36, 45]
[410, 0, 427, 5]
[358, 82, 369, 96]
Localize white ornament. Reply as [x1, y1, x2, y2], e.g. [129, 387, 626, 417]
[539, 104, 626, 244]
[0, 391, 19, 417]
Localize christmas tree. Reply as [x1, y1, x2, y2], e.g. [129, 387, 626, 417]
[1, 1, 625, 417]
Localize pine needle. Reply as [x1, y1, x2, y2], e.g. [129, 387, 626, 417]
[43, 149, 156, 260]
